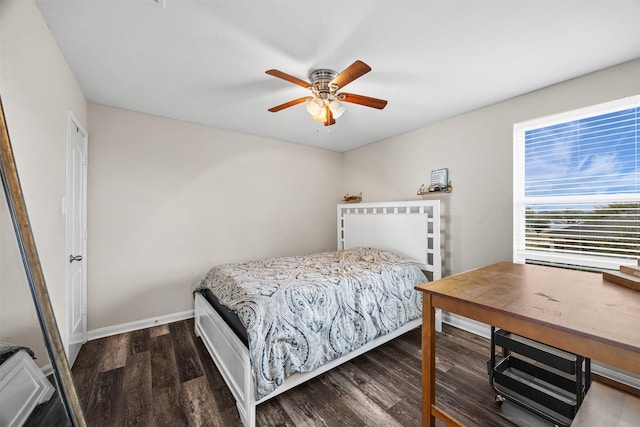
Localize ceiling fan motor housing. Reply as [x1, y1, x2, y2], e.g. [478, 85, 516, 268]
[309, 69, 338, 99]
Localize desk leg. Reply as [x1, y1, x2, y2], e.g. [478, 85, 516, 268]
[422, 293, 436, 427]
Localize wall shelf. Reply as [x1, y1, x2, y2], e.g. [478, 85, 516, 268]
[417, 190, 452, 196]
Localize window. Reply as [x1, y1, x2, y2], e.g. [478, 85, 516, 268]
[514, 95, 640, 271]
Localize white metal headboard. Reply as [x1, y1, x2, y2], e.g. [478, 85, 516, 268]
[337, 200, 441, 280]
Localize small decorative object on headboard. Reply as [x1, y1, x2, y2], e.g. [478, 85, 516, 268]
[341, 192, 362, 203]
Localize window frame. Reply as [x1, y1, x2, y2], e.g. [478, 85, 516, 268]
[513, 94, 640, 271]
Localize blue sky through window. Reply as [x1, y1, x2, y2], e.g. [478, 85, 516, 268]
[524, 107, 639, 198]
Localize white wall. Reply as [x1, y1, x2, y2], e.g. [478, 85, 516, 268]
[343, 59, 640, 276]
[0, 0, 88, 365]
[87, 104, 343, 329]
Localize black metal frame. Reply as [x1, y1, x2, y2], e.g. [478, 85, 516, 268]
[488, 326, 591, 427]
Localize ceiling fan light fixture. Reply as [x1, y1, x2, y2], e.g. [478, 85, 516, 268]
[311, 106, 327, 122]
[306, 97, 323, 116]
[328, 100, 345, 118]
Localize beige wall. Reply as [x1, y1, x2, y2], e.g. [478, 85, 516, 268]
[87, 104, 343, 329]
[0, 0, 88, 365]
[343, 59, 640, 276]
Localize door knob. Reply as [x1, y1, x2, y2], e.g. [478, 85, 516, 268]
[69, 255, 83, 263]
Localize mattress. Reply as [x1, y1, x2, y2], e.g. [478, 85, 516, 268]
[199, 288, 249, 347]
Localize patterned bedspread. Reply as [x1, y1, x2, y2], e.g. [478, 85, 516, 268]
[195, 247, 427, 399]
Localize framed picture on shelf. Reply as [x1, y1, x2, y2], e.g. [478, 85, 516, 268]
[431, 168, 448, 190]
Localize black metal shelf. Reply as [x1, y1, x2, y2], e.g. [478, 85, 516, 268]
[488, 327, 591, 427]
[494, 329, 580, 375]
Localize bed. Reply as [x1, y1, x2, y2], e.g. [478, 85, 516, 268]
[193, 200, 442, 427]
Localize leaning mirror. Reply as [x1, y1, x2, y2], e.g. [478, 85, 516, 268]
[0, 97, 86, 426]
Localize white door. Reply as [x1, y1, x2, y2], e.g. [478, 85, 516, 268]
[66, 113, 87, 365]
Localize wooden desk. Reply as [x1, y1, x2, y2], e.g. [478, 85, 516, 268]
[415, 262, 640, 427]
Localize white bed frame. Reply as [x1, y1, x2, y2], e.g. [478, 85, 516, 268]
[194, 200, 442, 427]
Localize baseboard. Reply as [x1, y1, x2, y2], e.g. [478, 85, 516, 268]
[87, 309, 194, 341]
[442, 312, 491, 339]
[591, 362, 640, 390]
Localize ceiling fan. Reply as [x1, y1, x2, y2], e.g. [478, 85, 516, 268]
[266, 60, 387, 126]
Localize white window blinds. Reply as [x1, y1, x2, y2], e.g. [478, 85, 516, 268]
[514, 95, 640, 271]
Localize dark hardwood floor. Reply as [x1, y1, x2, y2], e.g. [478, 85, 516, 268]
[28, 320, 554, 426]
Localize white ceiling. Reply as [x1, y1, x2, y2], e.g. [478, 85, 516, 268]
[36, 0, 640, 152]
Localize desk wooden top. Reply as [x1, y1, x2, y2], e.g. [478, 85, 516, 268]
[416, 262, 640, 374]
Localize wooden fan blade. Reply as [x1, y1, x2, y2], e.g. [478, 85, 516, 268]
[331, 60, 371, 89]
[265, 69, 311, 89]
[339, 93, 387, 110]
[324, 106, 335, 126]
[268, 97, 307, 112]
